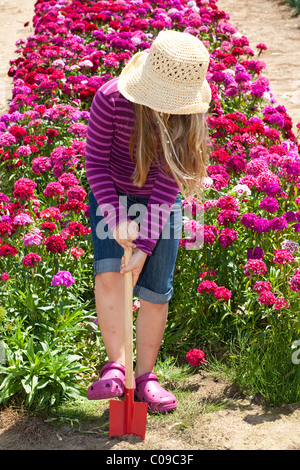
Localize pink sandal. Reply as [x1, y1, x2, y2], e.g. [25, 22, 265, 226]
[87, 362, 125, 400]
[134, 372, 177, 412]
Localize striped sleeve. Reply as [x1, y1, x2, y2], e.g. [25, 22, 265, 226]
[135, 169, 180, 255]
[85, 89, 128, 232]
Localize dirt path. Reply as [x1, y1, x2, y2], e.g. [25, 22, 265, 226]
[218, 0, 300, 132]
[0, 0, 300, 452]
[0, 0, 35, 115]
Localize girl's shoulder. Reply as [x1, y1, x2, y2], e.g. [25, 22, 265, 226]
[97, 77, 133, 111]
[98, 76, 119, 98]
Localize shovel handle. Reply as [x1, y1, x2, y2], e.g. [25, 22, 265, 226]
[124, 248, 133, 389]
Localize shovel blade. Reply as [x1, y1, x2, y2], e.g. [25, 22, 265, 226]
[109, 389, 148, 440]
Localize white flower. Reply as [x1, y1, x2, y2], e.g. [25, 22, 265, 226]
[78, 60, 93, 68]
[281, 240, 299, 253]
[232, 184, 251, 196]
[262, 92, 271, 102]
[232, 32, 242, 39]
[203, 176, 214, 190]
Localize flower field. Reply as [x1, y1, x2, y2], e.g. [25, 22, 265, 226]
[0, 0, 300, 409]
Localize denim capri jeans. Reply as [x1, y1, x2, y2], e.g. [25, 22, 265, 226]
[88, 190, 182, 304]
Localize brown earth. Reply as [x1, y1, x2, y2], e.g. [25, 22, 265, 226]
[0, 0, 300, 452]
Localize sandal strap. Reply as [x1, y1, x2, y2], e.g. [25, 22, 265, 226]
[100, 361, 125, 378]
[135, 372, 158, 386]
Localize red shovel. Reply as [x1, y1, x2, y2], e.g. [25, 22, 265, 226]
[109, 248, 148, 440]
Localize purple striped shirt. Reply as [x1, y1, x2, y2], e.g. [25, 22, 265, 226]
[85, 77, 180, 255]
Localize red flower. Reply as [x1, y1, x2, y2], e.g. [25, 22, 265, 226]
[58, 199, 87, 214]
[186, 349, 205, 366]
[0, 222, 12, 237]
[22, 252, 42, 267]
[0, 244, 18, 257]
[44, 235, 67, 254]
[40, 221, 57, 232]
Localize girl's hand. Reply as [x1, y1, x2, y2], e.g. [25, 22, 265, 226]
[113, 220, 139, 251]
[120, 248, 148, 287]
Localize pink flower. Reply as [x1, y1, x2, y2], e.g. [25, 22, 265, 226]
[70, 247, 84, 259]
[252, 281, 271, 293]
[43, 182, 65, 198]
[13, 213, 34, 225]
[217, 209, 239, 226]
[258, 290, 276, 305]
[186, 348, 205, 366]
[39, 207, 62, 221]
[133, 300, 140, 311]
[22, 229, 43, 246]
[273, 249, 295, 265]
[274, 296, 289, 310]
[244, 259, 267, 277]
[289, 273, 300, 292]
[1, 272, 9, 281]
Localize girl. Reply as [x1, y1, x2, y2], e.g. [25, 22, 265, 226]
[85, 30, 211, 412]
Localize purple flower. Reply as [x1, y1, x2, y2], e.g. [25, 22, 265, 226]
[51, 270, 75, 287]
[240, 213, 258, 229]
[262, 182, 281, 197]
[253, 217, 271, 233]
[283, 211, 297, 223]
[267, 112, 285, 127]
[235, 71, 252, 83]
[247, 246, 265, 260]
[259, 197, 279, 213]
[269, 217, 288, 231]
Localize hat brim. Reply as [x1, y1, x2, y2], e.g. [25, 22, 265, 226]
[117, 51, 211, 115]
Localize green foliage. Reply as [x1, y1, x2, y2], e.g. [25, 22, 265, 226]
[284, 0, 300, 14]
[0, 335, 87, 409]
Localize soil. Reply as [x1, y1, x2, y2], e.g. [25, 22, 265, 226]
[0, 0, 300, 452]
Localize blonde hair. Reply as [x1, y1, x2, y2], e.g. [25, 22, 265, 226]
[129, 103, 207, 199]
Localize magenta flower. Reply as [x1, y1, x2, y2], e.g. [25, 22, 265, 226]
[197, 280, 218, 293]
[259, 197, 279, 214]
[51, 270, 75, 287]
[43, 182, 65, 198]
[213, 286, 232, 301]
[218, 228, 238, 248]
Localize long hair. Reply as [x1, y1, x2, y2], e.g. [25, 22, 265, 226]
[129, 103, 208, 199]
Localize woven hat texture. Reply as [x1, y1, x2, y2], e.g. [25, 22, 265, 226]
[117, 30, 211, 114]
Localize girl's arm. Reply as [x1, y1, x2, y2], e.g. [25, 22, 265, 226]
[85, 90, 131, 236]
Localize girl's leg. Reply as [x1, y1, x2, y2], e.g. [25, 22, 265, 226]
[94, 271, 126, 365]
[134, 299, 168, 378]
[134, 299, 177, 412]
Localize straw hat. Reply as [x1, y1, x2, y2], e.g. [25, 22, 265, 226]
[117, 30, 211, 115]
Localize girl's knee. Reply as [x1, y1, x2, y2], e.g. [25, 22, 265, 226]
[95, 272, 123, 293]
